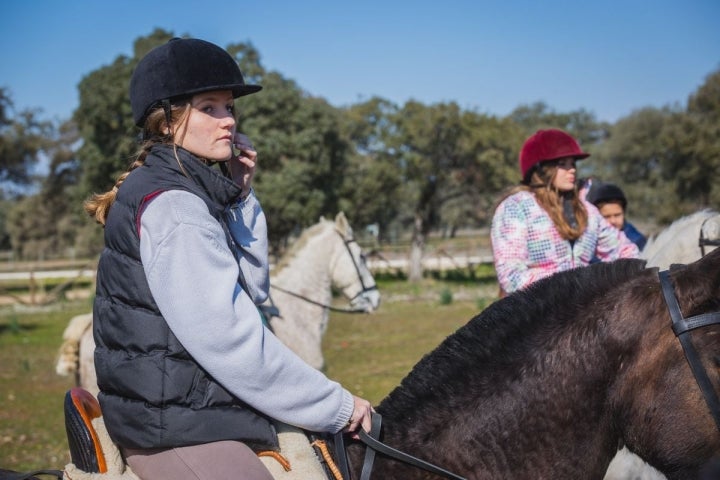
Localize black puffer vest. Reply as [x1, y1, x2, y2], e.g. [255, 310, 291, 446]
[93, 144, 278, 450]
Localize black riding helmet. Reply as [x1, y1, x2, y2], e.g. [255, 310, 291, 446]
[586, 182, 627, 210]
[129, 37, 262, 127]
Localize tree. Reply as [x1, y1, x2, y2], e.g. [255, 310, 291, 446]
[4, 117, 91, 260]
[382, 102, 524, 281]
[509, 101, 609, 145]
[452, 111, 524, 226]
[683, 67, 720, 207]
[0, 88, 51, 193]
[75, 29, 174, 197]
[591, 107, 679, 222]
[338, 98, 403, 242]
[232, 60, 354, 252]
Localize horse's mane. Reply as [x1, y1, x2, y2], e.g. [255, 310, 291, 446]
[273, 220, 332, 275]
[379, 259, 648, 413]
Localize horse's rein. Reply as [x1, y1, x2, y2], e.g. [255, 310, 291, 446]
[658, 269, 720, 431]
[332, 412, 467, 480]
[269, 284, 369, 314]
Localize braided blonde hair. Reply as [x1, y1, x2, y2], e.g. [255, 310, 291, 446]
[84, 103, 191, 225]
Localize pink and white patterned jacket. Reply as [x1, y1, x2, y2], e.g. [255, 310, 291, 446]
[491, 190, 639, 294]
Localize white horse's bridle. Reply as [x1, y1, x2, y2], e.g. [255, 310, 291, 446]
[269, 231, 378, 314]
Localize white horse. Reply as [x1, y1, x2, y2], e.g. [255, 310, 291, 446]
[603, 208, 720, 480]
[56, 212, 380, 396]
[640, 208, 720, 269]
[264, 212, 380, 370]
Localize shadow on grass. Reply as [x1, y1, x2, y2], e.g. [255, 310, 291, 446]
[0, 321, 41, 336]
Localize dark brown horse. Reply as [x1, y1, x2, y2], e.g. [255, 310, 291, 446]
[346, 250, 720, 479]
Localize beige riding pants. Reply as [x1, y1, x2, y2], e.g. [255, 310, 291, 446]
[123, 440, 274, 480]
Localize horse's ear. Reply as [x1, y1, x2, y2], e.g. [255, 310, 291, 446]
[335, 212, 350, 236]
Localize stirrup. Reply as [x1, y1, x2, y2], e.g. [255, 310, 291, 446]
[64, 387, 107, 473]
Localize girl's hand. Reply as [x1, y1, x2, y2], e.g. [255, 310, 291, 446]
[344, 395, 374, 439]
[229, 133, 257, 197]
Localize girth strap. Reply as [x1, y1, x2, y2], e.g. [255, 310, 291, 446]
[659, 269, 720, 431]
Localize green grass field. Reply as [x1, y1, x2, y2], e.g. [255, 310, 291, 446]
[0, 301, 90, 471]
[0, 274, 497, 472]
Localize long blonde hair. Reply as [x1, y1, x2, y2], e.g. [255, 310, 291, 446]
[84, 103, 192, 225]
[498, 163, 588, 241]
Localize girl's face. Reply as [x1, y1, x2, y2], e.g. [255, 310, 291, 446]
[174, 90, 236, 162]
[549, 157, 577, 192]
[598, 202, 625, 230]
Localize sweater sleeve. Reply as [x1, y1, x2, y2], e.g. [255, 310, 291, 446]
[138, 190, 353, 433]
[491, 195, 544, 293]
[225, 189, 270, 304]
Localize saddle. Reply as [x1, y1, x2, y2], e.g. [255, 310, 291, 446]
[61, 388, 465, 480]
[61, 387, 336, 480]
[62, 388, 139, 479]
[65, 387, 106, 473]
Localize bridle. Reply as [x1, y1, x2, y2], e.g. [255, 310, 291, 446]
[699, 216, 720, 257]
[270, 232, 378, 314]
[332, 234, 379, 307]
[658, 269, 720, 431]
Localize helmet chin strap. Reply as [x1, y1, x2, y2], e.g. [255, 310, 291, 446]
[161, 99, 173, 131]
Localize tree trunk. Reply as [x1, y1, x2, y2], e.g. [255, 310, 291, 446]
[408, 214, 425, 282]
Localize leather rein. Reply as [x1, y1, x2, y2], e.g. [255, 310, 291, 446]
[658, 269, 720, 431]
[332, 412, 467, 480]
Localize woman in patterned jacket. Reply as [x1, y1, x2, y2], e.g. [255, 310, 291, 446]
[491, 129, 639, 296]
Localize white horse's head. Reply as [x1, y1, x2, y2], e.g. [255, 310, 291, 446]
[331, 212, 381, 313]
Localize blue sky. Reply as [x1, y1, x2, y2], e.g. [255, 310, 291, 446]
[1, 0, 718, 124]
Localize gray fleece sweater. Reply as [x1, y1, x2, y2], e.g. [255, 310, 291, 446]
[138, 189, 353, 433]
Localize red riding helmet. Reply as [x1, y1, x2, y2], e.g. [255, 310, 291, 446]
[519, 129, 590, 182]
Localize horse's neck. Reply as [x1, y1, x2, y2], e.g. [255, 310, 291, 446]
[273, 229, 334, 296]
[357, 308, 647, 479]
[269, 226, 336, 369]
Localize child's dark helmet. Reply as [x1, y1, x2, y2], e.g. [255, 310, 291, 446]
[587, 182, 627, 209]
